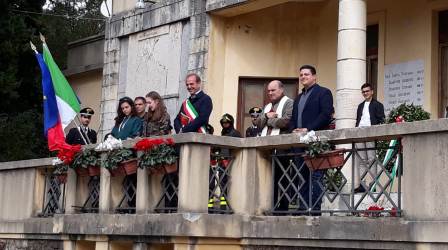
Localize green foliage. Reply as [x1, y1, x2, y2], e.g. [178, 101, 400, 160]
[101, 148, 135, 170]
[305, 141, 332, 158]
[71, 148, 99, 169]
[324, 169, 343, 192]
[0, 0, 105, 162]
[386, 103, 430, 123]
[377, 103, 430, 171]
[0, 110, 50, 162]
[138, 144, 177, 169]
[53, 163, 68, 175]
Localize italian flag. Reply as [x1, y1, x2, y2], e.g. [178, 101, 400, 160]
[42, 43, 80, 129]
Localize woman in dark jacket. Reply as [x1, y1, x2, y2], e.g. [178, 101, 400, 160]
[142, 91, 172, 137]
[111, 97, 142, 140]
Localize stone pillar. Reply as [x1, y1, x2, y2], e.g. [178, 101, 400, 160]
[336, 0, 366, 129]
[403, 133, 448, 220]
[136, 168, 149, 214]
[336, 0, 367, 187]
[63, 240, 76, 250]
[95, 241, 110, 250]
[99, 153, 112, 213]
[133, 242, 148, 250]
[64, 168, 78, 214]
[230, 148, 273, 215]
[177, 144, 210, 213]
[136, 168, 163, 213]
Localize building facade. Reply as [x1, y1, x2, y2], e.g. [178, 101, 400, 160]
[98, 0, 448, 136]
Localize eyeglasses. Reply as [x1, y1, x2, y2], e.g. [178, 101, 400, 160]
[81, 116, 91, 119]
[361, 90, 371, 94]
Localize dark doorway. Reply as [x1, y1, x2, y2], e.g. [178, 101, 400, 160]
[367, 24, 379, 97]
[237, 77, 298, 135]
[439, 10, 448, 118]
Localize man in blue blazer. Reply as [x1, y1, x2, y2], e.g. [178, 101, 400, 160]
[290, 65, 333, 214]
[174, 73, 213, 134]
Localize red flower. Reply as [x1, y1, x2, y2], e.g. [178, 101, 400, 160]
[395, 115, 404, 123]
[152, 138, 165, 146]
[134, 138, 154, 151]
[363, 205, 384, 217]
[165, 138, 175, 145]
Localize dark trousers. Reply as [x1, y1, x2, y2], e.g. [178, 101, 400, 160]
[293, 149, 325, 214]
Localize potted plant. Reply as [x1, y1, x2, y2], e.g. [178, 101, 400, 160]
[71, 148, 101, 177]
[102, 148, 137, 176]
[54, 145, 82, 183]
[134, 138, 178, 175]
[96, 135, 138, 176]
[300, 131, 345, 171]
[52, 158, 68, 184]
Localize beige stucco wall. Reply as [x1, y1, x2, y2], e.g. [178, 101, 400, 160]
[207, 1, 339, 131]
[112, 0, 135, 15]
[207, 0, 448, 130]
[67, 71, 103, 134]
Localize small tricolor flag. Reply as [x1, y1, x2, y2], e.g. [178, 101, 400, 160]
[32, 37, 81, 151]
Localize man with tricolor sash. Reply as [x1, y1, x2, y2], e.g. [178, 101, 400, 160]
[174, 73, 213, 134]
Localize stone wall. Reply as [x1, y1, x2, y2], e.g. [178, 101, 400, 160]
[0, 239, 61, 250]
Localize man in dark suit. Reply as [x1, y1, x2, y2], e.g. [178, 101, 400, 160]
[174, 73, 213, 134]
[290, 65, 333, 214]
[354, 83, 385, 193]
[66, 107, 97, 145]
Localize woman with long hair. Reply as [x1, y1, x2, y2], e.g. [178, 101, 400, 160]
[142, 91, 172, 136]
[111, 96, 143, 140]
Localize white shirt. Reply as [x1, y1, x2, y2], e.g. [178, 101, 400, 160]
[359, 101, 371, 127]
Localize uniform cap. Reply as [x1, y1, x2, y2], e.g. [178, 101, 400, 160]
[249, 107, 262, 117]
[80, 107, 94, 116]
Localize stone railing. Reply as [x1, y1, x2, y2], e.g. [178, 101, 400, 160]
[1, 119, 448, 249]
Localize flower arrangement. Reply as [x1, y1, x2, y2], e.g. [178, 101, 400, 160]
[71, 148, 101, 176]
[134, 137, 177, 174]
[386, 103, 430, 123]
[96, 135, 137, 176]
[300, 131, 332, 158]
[52, 157, 68, 176]
[101, 148, 135, 171]
[300, 131, 345, 171]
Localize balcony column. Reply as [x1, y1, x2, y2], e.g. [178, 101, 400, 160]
[177, 144, 210, 213]
[336, 0, 366, 129]
[64, 168, 78, 214]
[99, 153, 112, 213]
[336, 0, 367, 188]
[230, 148, 273, 215]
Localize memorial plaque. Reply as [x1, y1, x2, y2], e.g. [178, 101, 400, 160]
[383, 60, 424, 114]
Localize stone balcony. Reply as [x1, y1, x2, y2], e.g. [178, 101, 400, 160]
[1, 119, 448, 250]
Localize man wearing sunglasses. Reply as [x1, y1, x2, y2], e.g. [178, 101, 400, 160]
[354, 83, 385, 193]
[66, 107, 98, 145]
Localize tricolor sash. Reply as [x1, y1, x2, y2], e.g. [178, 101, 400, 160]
[181, 99, 207, 133]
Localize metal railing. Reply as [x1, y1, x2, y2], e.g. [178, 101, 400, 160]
[115, 174, 137, 214]
[40, 170, 66, 217]
[78, 176, 100, 213]
[270, 140, 402, 216]
[155, 173, 178, 213]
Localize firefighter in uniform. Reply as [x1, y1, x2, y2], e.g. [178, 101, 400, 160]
[209, 114, 241, 211]
[245, 107, 262, 137]
[66, 107, 97, 145]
